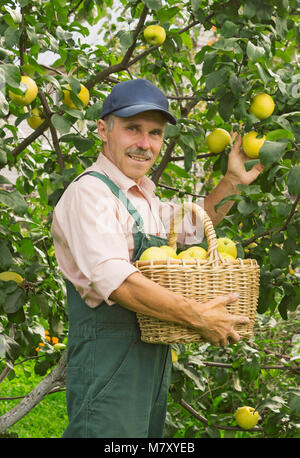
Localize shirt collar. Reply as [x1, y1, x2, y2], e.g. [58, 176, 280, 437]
[94, 153, 156, 196]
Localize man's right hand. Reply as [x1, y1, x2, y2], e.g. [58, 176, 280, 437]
[193, 293, 250, 346]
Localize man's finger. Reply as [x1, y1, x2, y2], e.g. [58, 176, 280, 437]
[228, 329, 241, 343]
[232, 314, 250, 325]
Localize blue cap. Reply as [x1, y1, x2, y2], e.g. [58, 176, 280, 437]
[100, 79, 177, 125]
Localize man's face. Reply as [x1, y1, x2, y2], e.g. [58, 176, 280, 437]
[98, 111, 166, 184]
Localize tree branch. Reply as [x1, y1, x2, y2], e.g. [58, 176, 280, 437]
[85, 5, 149, 90]
[157, 183, 206, 199]
[0, 351, 67, 434]
[8, 118, 51, 162]
[242, 192, 300, 247]
[38, 91, 65, 174]
[180, 399, 264, 432]
[151, 139, 177, 185]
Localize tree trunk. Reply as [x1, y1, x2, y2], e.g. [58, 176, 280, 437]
[0, 351, 67, 434]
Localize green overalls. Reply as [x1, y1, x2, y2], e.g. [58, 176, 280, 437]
[62, 171, 172, 438]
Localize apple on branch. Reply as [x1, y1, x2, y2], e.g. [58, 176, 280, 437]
[144, 25, 166, 46]
[205, 128, 231, 154]
[242, 131, 266, 159]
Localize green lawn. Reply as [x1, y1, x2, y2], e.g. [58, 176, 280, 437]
[0, 360, 68, 438]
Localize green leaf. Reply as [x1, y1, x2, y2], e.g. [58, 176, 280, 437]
[20, 238, 35, 259]
[205, 426, 221, 438]
[229, 74, 246, 97]
[205, 68, 228, 91]
[157, 6, 179, 23]
[287, 166, 300, 195]
[164, 124, 180, 139]
[220, 20, 240, 38]
[266, 129, 294, 142]
[60, 134, 94, 152]
[219, 92, 235, 121]
[246, 41, 265, 62]
[117, 30, 133, 50]
[278, 296, 288, 320]
[35, 359, 51, 376]
[0, 190, 28, 215]
[0, 91, 9, 117]
[73, 136, 94, 153]
[243, 0, 256, 18]
[166, 163, 190, 178]
[237, 199, 257, 215]
[269, 246, 289, 268]
[163, 36, 177, 56]
[85, 102, 102, 121]
[259, 141, 287, 167]
[143, 0, 162, 10]
[3, 288, 25, 314]
[5, 335, 21, 361]
[0, 240, 13, 270]
[290, 393, 300, 415]
[51, 114, 71, 134]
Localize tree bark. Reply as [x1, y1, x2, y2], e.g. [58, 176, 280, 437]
[0, 351, 67, 434]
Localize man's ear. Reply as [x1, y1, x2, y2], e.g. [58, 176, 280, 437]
[97, 119, 108, 142]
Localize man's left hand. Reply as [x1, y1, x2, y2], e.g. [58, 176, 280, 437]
[225, 134, 264, 187]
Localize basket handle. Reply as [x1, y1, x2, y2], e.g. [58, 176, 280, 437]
[168, 202, 223, 262]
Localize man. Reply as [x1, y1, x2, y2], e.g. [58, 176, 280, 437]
[51, 79, 263, 438]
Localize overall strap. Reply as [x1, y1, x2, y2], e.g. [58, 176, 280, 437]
[74, 171, 145, 232]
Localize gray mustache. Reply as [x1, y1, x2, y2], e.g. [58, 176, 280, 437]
[125, 147, 153, 160]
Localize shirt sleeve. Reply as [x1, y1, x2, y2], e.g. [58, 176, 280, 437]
[55, 176, 139, 304]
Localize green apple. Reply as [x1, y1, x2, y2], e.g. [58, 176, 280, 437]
[144, 25, 166, 46]
[205, 128, 231, 154]
[27, 107, 45, 129]
[235, 406, 259, 430]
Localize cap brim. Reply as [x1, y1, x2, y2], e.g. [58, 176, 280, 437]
[111, 104, 177, 125]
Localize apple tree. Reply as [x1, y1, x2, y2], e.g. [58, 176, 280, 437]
[0, 0, 299, 437]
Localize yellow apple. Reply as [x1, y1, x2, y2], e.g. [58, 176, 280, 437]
[144, 25, 166, 46]
[184, 246, 207, 259]
[9, 75, 38, 106]
[53, 343, 67, 351]
[0, 271, 24, 285]
[219, 252, 235, 260]
[249, 93, 275, 120]
[139, 246, 169, 261]
[205, 128, 231, 154]
[235, 406, 259, 430]
[242, 131, 266, 159]
[171, 349, 178, 363]
[63, 84, 90, 109]
[217, 237, 237, 259]
[160, 245, 177, 258]
[177, 250, 194, 259]
[27, 107, 45, 129]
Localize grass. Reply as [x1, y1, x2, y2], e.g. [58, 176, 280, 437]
[0, 360, 68, 438]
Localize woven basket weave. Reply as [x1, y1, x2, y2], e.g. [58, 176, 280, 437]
[134, 202, 260, 344]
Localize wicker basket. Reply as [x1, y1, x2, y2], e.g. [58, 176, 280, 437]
[134, 202, 260, 344]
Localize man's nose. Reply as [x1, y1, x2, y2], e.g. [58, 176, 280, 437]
[136, 133, 151, 150]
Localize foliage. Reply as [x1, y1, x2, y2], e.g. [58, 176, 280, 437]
[0, 0, 299, 437]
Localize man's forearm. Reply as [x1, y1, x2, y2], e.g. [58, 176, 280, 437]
[109, 271, 196, 328]
[109, 271, 250, 346]
[204, 174, 241, 226]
